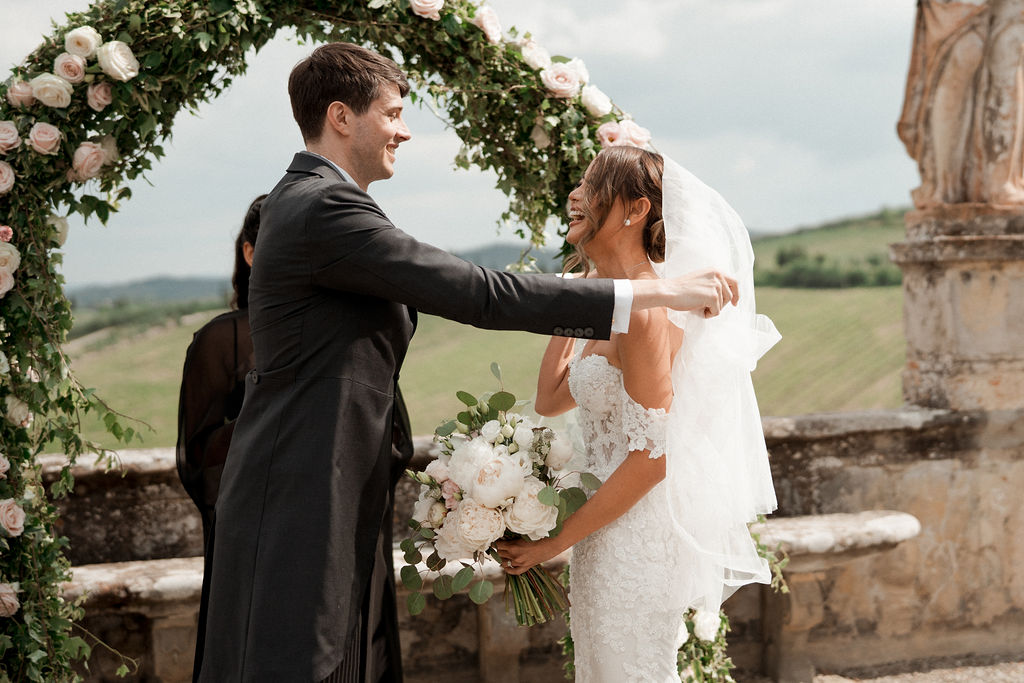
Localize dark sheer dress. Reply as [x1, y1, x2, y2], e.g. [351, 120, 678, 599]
[177, 308, 253, 681]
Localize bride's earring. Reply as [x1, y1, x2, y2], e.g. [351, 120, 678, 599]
[624, 218, 632, 226]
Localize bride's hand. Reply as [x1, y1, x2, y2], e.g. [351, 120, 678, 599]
[493, 537, 563, 576]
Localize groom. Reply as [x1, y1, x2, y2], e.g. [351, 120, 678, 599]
[198, 42, 736, 683]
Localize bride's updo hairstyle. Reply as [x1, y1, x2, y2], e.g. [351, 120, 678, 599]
[566, 146, 665, 276]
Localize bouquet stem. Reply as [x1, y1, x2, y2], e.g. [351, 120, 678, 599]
[500, 561, 570, 626]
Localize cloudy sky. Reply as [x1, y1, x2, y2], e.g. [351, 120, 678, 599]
[1, 0, 920, 287]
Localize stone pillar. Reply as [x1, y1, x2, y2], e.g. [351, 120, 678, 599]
[890, 206, 1024, 410]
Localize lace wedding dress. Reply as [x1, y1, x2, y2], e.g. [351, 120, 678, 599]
[567, 350, 693, 683]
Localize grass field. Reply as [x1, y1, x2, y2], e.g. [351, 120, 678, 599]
[69, 286, 906, 449]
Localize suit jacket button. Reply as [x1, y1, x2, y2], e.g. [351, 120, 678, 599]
[574, 327, 584, 337]
[553, 326, 564, 336]
[584, 327, 594, 338]
[250, 371, 260, 384]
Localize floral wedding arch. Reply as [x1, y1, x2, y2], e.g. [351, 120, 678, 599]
[0, 0, 651, 676]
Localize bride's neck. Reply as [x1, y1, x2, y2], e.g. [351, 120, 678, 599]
[590, 246, 655, 279]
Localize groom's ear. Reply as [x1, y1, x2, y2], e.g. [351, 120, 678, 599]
[324, 101, 350, 137]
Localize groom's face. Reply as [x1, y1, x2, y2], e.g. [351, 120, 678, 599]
[348, 82, 412, 186]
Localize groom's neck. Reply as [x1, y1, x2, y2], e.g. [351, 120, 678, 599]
[305, 141, 365, 190]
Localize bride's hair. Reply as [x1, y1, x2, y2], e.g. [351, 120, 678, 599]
[564, 146, 665, 276]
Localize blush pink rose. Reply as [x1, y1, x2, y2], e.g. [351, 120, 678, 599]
[54, 52, 86, 84]
[0, 499, 25, 538]
[540, 62, 582, 99]
[87, 81, 113, 112]
[0, 226, 11, 242]
[0, 161, 14, 195]
[27, 122, 61, 156]
[0, 122, 20, 154]
[5, 80, 35, 108]
[471, 6, 502, 44]
[0, 454, 9, 479]
[70, 141, 106, 181]
[618, 119, 652, 147]
[0, 583, 19, 617]
[441, 478, 461, 510]
[596, 121, 622, 147]
[409, 0, 444, 20]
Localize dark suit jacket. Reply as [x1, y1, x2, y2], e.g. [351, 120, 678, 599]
[199, 153, 614, 682]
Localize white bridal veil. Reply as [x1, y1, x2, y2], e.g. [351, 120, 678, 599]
[652, 157, 782, 613]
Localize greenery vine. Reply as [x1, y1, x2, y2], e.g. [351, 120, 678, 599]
[0, 0, 647, 677]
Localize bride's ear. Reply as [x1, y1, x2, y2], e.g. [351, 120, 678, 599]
[627, 197, 652, 225]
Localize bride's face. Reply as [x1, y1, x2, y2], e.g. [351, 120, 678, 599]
[566, 171, 628, 248]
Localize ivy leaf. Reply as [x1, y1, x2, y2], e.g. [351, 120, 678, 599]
[195, 31, 213, 52]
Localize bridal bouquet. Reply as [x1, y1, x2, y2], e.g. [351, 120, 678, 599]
[400, 364, 599, 626]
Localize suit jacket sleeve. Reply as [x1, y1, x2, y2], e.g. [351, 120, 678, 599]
[304, 182, 615, 339]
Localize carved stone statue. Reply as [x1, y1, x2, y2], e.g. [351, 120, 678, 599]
[898, 0, 1024, 208]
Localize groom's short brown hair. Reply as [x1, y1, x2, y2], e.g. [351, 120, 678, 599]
[288, 42, 410, 143]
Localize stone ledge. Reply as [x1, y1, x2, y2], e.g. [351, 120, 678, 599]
[890, 235, 1024, 263]
[39, 448, 178, 480]
[751, 510, 921, 573]
[64, 556, 204, 613]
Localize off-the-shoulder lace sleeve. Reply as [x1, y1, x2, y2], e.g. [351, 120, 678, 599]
[620, 397, 668, 459]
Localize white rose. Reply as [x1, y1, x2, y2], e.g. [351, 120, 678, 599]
[471, 6, 502, 44]
[96, 41, 140, 82]
[5, 80, 35, 108]
[566, 57, 589, 84]
[86, 81, 113, 112]
[0, 161, 13, 195]
[433, 508, 476, 561]
[0, 242, 21, 273]
[4, 396, 31, 429]
[545, 435, 574, 471]
[455, 497, 506, 551]
[693, 609, 720, 642]
[512, 424, 535, 450]
[27, 122, 61, 156]
[619, 119, 652, 148]
[409, 0, 444, 20]
[581, 85, 612, 117]
[47, 216, 69, 247]
[0, 583, 19, 617]
[70, 141, 106, 181]
[479, 419, 502, 443]
[0, 454, 9, 479]
[99, 135, 119, 164]
[412, 489, 438, 527]
[447, 437, 492, 491]
[540, 63, 582, 99]
[503, 477, 559, 540]
[29, 74, 73, 108]
[423, 459, 450, 483]
[519, 40, 551, 71]
[0, 122, 20, 154]
[65, 26, 103, 59]
[0, 270, 13, 299]
[0, 498, 25, 538]
[54, 53, 86, 84]
[471, 454, 526, 508]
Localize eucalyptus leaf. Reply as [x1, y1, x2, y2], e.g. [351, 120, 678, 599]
[489, 391, 516, 412]
[580, 472, 603, 491]
[537, 485, 559, 507]
[400, 565, 423, 591]
[435, 420, 457, 437]
[433, 574, 455, 600]
[452, 566, 475, 592]
[456, 391, 477, 407]
[407, 592, 426, 616]
[490, 362, 502, 381]
[469, 580, 495, 605]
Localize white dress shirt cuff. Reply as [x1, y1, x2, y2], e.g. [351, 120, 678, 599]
[611, 279, 634, 334]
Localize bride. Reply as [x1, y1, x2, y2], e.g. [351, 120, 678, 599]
[495, 146, 779, 682]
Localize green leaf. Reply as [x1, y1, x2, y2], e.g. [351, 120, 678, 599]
[129, 14, 142, 32]
[580, 472, 603, 491]
[489, 391, 515, 412]
[400, 565, 423, 591]
[452, 566, 475, 592]
[468, 580, 494, 604]
[425, 551, 445, 572]
[418, 527, 435, 540]
[404, 547, 422, 565]
[490, 362, 502, 381]
[435, 420, 456, 437]
[196, 31, 213, 52]
[457, 411, 474, 426]
[143, 52, 164, 69]
[433, 574, 454, 600]
[537, 485, 559, 507]
[407, 591, 426, 615]
[400, 538, 415, 553]
[456, 391, 477, 407]
[368, 0, 389, 7]
[138, 113, 158, 139]
[561, 487, 588, 515]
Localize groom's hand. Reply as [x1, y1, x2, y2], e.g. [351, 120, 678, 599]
[631, 268, 739, 317]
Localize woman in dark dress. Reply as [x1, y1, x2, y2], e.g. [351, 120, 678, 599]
[176, 194, 264, 681]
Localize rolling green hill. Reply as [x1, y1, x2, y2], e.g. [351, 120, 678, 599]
[67, 208, 911, 448]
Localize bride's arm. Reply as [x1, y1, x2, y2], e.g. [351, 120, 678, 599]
[496, 308, 678, 572]
[533, 335, 577, 416]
